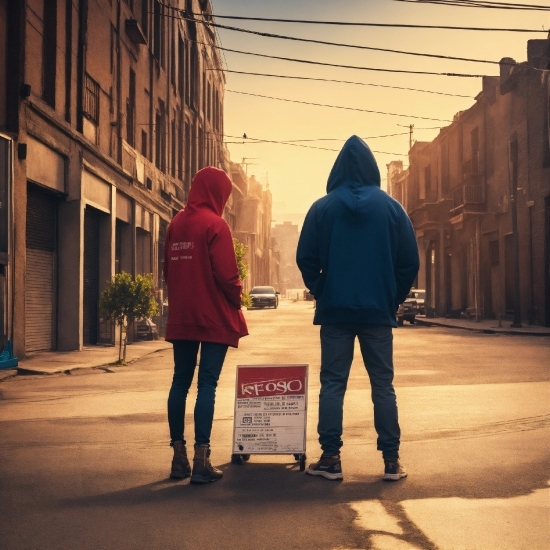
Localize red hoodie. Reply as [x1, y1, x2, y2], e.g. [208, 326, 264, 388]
[163, 167, 248, 347]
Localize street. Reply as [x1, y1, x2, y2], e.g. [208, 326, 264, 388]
[0, 300, 548, 550]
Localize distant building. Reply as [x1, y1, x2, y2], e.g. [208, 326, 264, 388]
[387, 38, 550, 326]
[0, 0, 227, 356]
[230, 162, 274, 292]
[272, 221, 303, 296]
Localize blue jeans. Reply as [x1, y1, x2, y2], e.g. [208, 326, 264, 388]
[167, 340, 228, 447]
[318, 324, 400, 460]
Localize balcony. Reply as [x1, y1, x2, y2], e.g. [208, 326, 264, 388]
[450, 179, 485, 228]
[452, 183, 485, 210]
[453, 174, 485, 212]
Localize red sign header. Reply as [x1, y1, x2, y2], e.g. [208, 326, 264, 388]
[236, 365, 307, 398]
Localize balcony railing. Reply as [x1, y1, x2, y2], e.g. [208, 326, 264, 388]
[453, 184, 485, 210]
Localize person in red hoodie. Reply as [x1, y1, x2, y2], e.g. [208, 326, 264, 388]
[163, 166, 248, 484]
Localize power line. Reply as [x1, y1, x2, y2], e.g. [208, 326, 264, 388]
[208, 69, 476, 98]
[395, 0, 550, 11]
[182, 14, 504, 66]
[224, 132, 411, 143]
[162, 6, 546, 32]
[224, 136, 410, 156]
[197, 42, 486, 78]
[226, 89, 453, 122]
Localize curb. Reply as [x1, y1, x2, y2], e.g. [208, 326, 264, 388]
[12, 345, 171, 377]
[415, 318, 550, 336]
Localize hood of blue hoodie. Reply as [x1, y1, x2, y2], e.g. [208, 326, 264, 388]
[326, 135, 381, 221]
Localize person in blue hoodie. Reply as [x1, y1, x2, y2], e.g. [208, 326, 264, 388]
[297, 135, 419, 481]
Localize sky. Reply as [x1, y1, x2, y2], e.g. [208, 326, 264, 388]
[209, 0, 548, 221]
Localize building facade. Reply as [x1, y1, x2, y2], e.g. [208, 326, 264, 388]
[388, 38, 550, 326]
[0, 0, 227, 356]
[271, 221, 303, 297]
[230, 162, 275, 292]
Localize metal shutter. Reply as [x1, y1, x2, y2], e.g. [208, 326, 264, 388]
[25, 186, 56, 352]
[83, 208, 100, 345]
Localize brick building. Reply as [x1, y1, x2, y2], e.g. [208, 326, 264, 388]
[388, 38, 550, 326]
[0, 0, 228, 356]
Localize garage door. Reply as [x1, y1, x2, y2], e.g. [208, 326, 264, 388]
[25, 185, 56, 352]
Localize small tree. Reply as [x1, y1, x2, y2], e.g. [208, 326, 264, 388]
[233, 238, 252, 308]
[100, 272, 159, 364]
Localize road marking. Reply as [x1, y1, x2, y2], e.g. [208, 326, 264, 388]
[349, 500, 403, 534]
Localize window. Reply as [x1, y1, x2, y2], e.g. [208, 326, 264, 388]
[141, 130, 147, 158]
[43, 0, 57, 107]
[127, 69, 136, 147]
[425, 165, 432, 193]
[471, 127, 479, 175]
[185, 121, 191, 192]
[141, 0, 148, 36]
[155, 100, 166, 172]
[153, 0, 162, 62]
[177, 110, 183, 179]
[170, 20, 176, 87]
[178, 34, 185, 98]
[171, 117, 176, 177]
[441, 142, 449, 195]
[83, 73, 100, 124]
[155, 112, 161, 169]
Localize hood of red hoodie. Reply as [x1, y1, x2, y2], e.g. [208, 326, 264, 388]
[186, 167, 232, 216]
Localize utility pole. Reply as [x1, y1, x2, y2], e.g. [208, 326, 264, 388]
[398, 124, 414, 150]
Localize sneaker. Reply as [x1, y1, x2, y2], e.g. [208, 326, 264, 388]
[383, 459, 407, 481]
[306, 455, 343, 480]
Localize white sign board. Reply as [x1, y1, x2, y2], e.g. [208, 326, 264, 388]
[232, 364, 308, 454]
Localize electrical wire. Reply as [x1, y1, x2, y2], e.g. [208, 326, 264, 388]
[196, 42, 486, 78]
[181, 14, 506, 66]
[157, 4, 546, 32]
[224, 136, 410, 156]
[394, 0, 550, 11]
[226, 89, 453, 122]
[207, 69, 476, 98]
[224, 132, 411, 143]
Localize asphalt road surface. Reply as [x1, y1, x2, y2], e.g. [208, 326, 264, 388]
[1, 300, 548, 550]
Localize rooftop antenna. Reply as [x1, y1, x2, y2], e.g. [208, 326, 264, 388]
[241, 157, 258, 176]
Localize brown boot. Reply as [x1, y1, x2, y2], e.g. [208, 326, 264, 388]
[170, 441, 191, 479]
[190, 444, 223, 484]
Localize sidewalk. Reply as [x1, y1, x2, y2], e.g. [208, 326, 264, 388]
[0, 339, 171, 380]
[416, 315, 550, 336]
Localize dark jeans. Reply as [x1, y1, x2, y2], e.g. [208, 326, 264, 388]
[167, 340, 228, 447]
[318, 324, 400, 460]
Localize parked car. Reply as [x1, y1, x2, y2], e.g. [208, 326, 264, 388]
[396, 292, 418, 326]
[249, 286, 279, 309]
[410, 289, 426, 315]
[136, 318, 159, 340]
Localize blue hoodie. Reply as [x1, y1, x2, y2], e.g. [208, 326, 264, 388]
[296, 135, 419, 327]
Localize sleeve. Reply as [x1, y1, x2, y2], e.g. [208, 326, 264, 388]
[394, 210, 420, 306]
[209, 221, 242, 309]
[296, 204, 322, 296]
